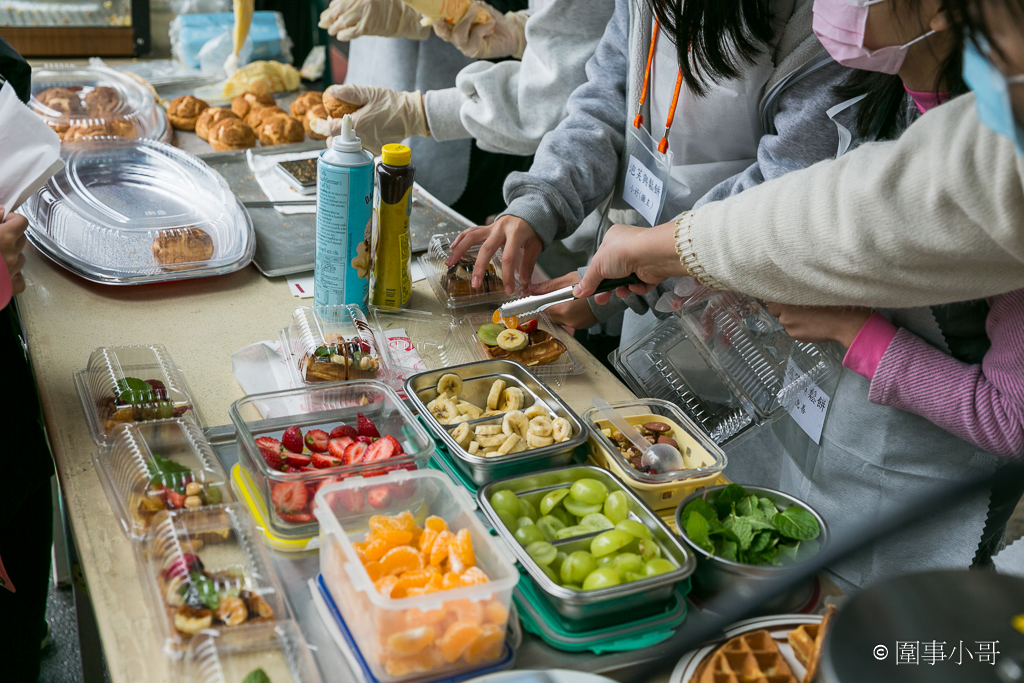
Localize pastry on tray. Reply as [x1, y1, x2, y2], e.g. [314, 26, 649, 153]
[231, 90, 275, 120]
[195, 107, 238, 142]
[63, 119, 137, 141]
[207, 118, 256, 152]
[443, 255, 503, 299]
[322, 87, 360, 118]
[36, 86, 84, 115]
[289, 90, 322, 119]
[301, 333, 381, 383]
[476, 318, 566, 368]
[84, 86, 121, 116]
[303, 104, 328, 140]
[152, 227, 215, 269]
[244, 104, 287, 130]
[167, 95, 209, 131]
[257, 113, 304, 146]
[690, 629, 797, 683]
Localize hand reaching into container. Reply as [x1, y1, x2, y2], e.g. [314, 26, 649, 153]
[447, 215, 543, 295]
[319, 0, 431, 41]
[764, 303, 872, 348]
[530, 272, 599, 331]
[432, 1, 528, 59]
[0, 206, 29, 305]
[312, 84, 429, 156]
[574, 222, 687, 304]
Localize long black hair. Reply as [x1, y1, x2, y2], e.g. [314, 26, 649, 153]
[945, 0, 1024, 56]
[647, 0, 776, 97]
[836, 0, 968, 141]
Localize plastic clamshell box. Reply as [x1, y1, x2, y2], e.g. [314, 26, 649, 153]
[93, 418, 233, 540]
[75, 343, 201, 446]
[419, 232, 524, 310]
[454, 310, 583, 383]
[279, 305, 384, 387]
[23, 139, 255, 285]
[612, 291, 839, 446]
[369, 307, 471, 389]
[137, 504, 289, 657]
[405, 360, 588, 487]
[30, 63, 172, 143]
[314, 470, 519, 683]
[477, 465, 696, 631]
[180, 620, 323, 683]
[583, 398, 727, 511]
[230, 381, 435, 541]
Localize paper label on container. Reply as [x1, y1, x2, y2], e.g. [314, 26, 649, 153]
[784, 358, 830, 444]
[286, 272, 315, 298]
[382, 327, 426, 398]
[623, 155, 665, 227]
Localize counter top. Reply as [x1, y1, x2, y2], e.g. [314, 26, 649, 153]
[15, 241, 638, 682]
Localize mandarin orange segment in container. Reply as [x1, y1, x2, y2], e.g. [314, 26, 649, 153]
[484, 600, 509, 625]
[460, 566, 489, 586]
[425, 515, 448, 533]
[418, 528, 438, 555]
[439, 621, 483, 663]
[380, 545, 425, 576]
[463, 624, 504, 665]
[449, 529, 475, 574]
[365, 537, 392, 561]
[386, 626, 436, 656]
[430, 530, 453, 566]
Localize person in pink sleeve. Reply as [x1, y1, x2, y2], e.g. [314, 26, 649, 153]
[755, 0, 1024, 593]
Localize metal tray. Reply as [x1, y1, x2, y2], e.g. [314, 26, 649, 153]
[405, 360, 588, 486]
[477, 465, 697, 630]
[199, 143, 474, 277]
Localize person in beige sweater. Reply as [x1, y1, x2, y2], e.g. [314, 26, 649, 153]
[570, 0, 1024, 308]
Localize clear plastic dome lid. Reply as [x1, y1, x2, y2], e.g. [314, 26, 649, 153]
[29, 64, 171, 143]
[23, 138, 254, 284]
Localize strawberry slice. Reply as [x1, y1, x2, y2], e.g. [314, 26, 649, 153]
[344, 441, 369, 465]
[255, 436, 285, 470]
[270, 481, 308, 513]
[364, 434, 399, 462]
[355, 435, 374, 444]
[312, 452, 343, 469]
[282, 425, 304, 454]
[356, 412, 380, 438]
[166, 488, 188, 509]
[366, 486, 392, 509]
[277, 510, 313, 524]
[330, 425, 358, 440]
[518, 318, 539, 334]
[334, 488, 363, 513]
[328, 437, 353, 461]
[389, 481, 417, 500]
[305, 429, 330, 453]
[284, 452, 312, 469]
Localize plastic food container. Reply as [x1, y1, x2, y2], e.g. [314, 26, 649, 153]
[674, 485, 830, 614]
[583, 398, 728, 512]
[230, 381, 435, 542]
[406, 360, 588, 486]
[30, 64, 172, 143]
[370, 307, 471, 390]
[179, 620, 323, 683]
[455, 310, 582, 382]
[612, 291, 839, 446]
[279, 305, 384, 387]
[75, 344, 200, 446]
[315, 469, 519, 683]
[419, 233, 524, 310]
[137, 504, 289, 656]
[23, 139, 255, 285]
[477, 465, 696, 631]
[93, 418, 232, 540]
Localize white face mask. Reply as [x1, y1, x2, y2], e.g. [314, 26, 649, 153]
[813, 0, 937, 74]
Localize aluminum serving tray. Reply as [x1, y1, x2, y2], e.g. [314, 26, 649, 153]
[405, 360, 588, 486]
[478, 465, 696, 629]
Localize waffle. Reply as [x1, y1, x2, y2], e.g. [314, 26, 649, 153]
[690, 629, 798, 683]
[788, 606, 837, 683]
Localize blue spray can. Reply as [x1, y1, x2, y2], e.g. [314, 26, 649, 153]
[314, 115, 374, 309]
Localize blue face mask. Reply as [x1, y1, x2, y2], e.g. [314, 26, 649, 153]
[963, 40, 1024, 154]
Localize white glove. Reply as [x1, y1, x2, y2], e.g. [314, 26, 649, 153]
[431, 1, 528, 60]
[313, 84, 429, 155]
[318, 0, 431, 41]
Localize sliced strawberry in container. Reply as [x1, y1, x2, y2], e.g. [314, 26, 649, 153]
[344, 441, 369, 465]
[355, 435, 374, 445]
[277, 510, 314, 524]
[271, 481, 308, 513]
[356, 413, 381, 439]
[363, 434, 399, 462]
[334, 488, 364, 513]
[284, 452, 312, 469]
[255, 437, 284, 466]
[166, 488, 187, 509]
[518, 318, 539, 334]
[282, 425, 304, 453]
[311, 453, 343, 469]
[366, 486, 392, 509]
[305, 429, 330, 453]
[328, 437, 353, 461]
[329, 425, 358, 440]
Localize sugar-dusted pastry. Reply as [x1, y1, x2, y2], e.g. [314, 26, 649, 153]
[63, 119, 137, 141]
[244, 104, 287, 130]
[84, 86, 120, 116]
[322, 87, 360, 118]
[289, 91, 322, 119]
[207, 118, 256, 152]
[303, 104, 328, 140]
[257, 113, 304, 146]
[167, 95, 210, 131]
[195, 107, 238, 142]
[231, 90, 275, 120]
[152, 227, 215, 269]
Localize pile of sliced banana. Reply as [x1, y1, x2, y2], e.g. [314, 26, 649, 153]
[452, 405, 573, 457]
[427, 374, 527, 425]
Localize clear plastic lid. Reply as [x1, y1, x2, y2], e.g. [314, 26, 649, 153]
[30, 64, 171, 143]
[75, 344, 200, 446]
[180, 620, 323, 683]
[613, 291, 838, 445]
[136, 504, 289, 656]
[280, 305, 384, 387]
[93, 418, 233, 540]
[369, 307, 471, 390]
[24, 138, 255, 284]
[455, 310, 583, 382]
[420, 233, 524, 309]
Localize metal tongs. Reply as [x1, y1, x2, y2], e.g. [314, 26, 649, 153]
[497, 275, 642, 319]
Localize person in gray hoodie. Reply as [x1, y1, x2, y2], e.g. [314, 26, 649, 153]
[447, 0, 857, 346]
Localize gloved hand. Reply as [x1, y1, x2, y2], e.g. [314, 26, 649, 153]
[312, 84, 429, 155]
[319, 0, 431, 41]
[432, 1, 528, 59]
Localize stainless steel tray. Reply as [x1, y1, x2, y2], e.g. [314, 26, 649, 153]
[405, 359, 588, 486]
[200, 143, 475, 277]
[478, 464, 697, 629]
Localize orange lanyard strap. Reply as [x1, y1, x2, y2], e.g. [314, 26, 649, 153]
[634, 18, 683, 155]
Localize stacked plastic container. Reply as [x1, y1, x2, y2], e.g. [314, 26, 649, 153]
[419, 233, 524, 311]
[279, 305, 386, 387]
